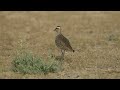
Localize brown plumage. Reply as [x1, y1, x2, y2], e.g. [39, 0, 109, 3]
[54, 26, 74, 59]
[55, 34, 74, 52]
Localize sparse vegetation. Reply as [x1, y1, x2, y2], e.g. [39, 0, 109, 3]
[12, 51, 61, 74]
[108, 34, 119, 41]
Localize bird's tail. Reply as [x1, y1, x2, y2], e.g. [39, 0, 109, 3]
[73, 50, 75, 52]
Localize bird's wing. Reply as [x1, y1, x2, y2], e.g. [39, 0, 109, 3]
[59, 34, 73, 50]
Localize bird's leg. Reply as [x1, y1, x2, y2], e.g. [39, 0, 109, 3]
[61, 50, 65, 60]
[55, 50, 64, 60]
[63, 50, 65, 57]
[61, 49, 63, 57]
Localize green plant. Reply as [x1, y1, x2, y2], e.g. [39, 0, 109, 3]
[108, 34, 119, 41]
[12, 52, 61, 74]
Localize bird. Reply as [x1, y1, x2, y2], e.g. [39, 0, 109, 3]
[54, 26, 74, 60]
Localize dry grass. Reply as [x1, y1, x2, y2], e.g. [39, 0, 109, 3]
[0, 11, 120, 79]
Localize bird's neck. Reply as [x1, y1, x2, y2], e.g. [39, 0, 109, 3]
[56, 30, 61, 35]
[56, 32, 61, 36]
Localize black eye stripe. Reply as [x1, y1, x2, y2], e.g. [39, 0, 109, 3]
[57, 26, 60, 27]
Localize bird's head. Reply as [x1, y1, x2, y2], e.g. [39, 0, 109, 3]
[54, 26, 61, 34]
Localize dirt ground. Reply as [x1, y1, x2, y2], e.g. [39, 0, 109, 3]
[0, 11, 120, 79]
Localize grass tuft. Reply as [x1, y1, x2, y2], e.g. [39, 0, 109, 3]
[108, 34, 119, 41]
[12, 52, 61, 74]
